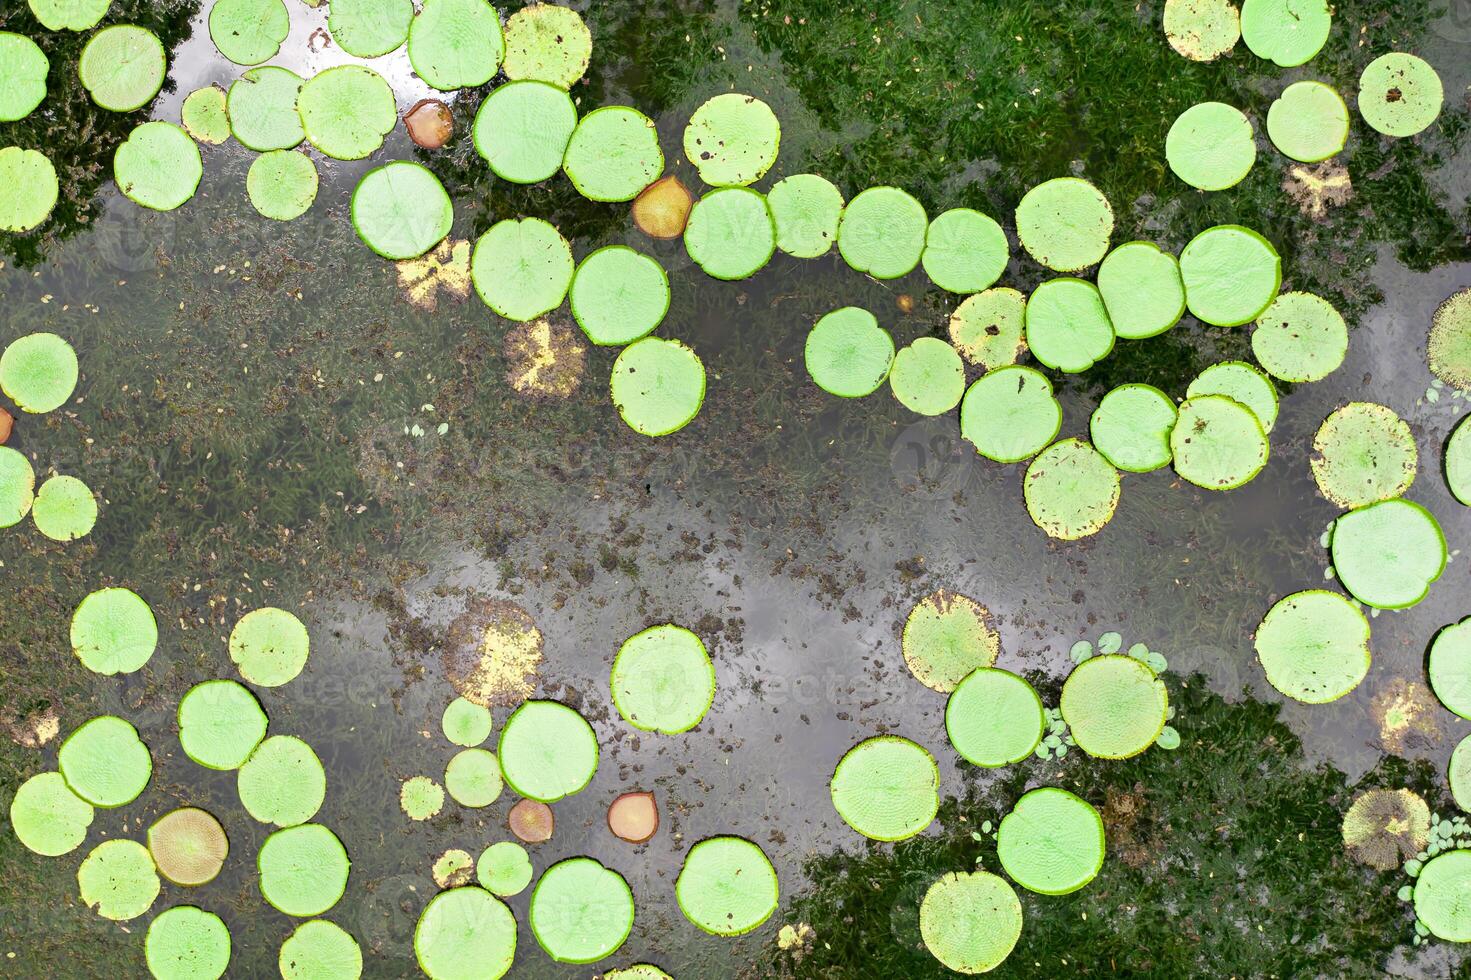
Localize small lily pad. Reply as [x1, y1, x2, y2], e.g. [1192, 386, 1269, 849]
[32, 474, 97, 540]
[1240, 0, 1330, 67]
[59, 715, 152, 808]
[1024, 277, 1116, 373]
[675, 836, 778, 936]
[1096, 241, 1186, 340]
[79, 25, 165, 111]
[1163, 0, 1240, 62]
[1359, 52, 1443, 138]
[997, 787, 1106, 895]
[78, 839, 159, 921]
[610, 337, 705, 436]
[258, 823, 350, 917]
[830, 736, 939, 841]
[1267, 81, 1349, 162]
[178, 679, 268, 770]
[1, 331, 77, 413]
[497, 699, 599, 803]
[441, 697, 492, 747]
[1170, 395, 1269, 491]
[145, 906, 231, 980]
[1015, 177, 1113, 272]
[238, 735, 326, 826]
[181, 86, 231, 145]
[477, 841, 533, 897]
[528, 857, 634, 963]
[444, 748, 502, 807]
[562, 106, 663, 203]
[1414, 850, 1471, 941]
[1091, 383, 1177, 473]
[400, 776, 445, 821]
[209, 0, 290, 66]
[327, 0, 413, 58]
[1024, 438, 1121, 540]
[768, 173, 844, 259]
[71, 587, 157, 675]
[960, 365, 1062, 464]
[684, 186, 776, 280]
[1429, 289, 1471, 390]
[1310, 402, 1416, 509]
[1180, 224, 1282, 327]
[921, 208, 1009, 294]
[297, 65, 396, 161]
[230, 606, 310, 687]
[1188, 361, 1278, 433]
[114, 122, 203, 212]
[227, 67, 305, 152]
[247, 150, 318, 221]
[0, 32, 49, 122]
[568, 245, 669, 346]
[0, 146, 58, 233]
[501, 3, 592, 89]
[610, 624, 716, 735]
[890, 337, 965, 416]
[837, 186, 928, 279]
[683, 93, 780, 188]
[949, 287, 1028, 369]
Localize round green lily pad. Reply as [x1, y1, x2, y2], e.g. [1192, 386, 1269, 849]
[1452, 736, 1471, 813]
[279, 919, 363, 980]
[229, 606, 309, 687]
[238, 735, 326, 826]
[0, 33, 48, 122]
[27, 0, 110, 31]
[921, 208, 1009, 294]
[768, 173, 844, 259]
[960, 365, 1062, 464]
[1170, 395, 1269, 490]
[683, 93, 780, 188]
[1188, 361, 1278, 433]
[1310, 402, 1416, 508]
[605, 966, 673, 980]
[498, 699, 598, 803]
[1446, 414, 1471, 507]
[675, 836, 778, 936]
[415, 887, 516, 980]
[684, 186, 776, 280]
[529, 857, 634, 963]
[297, 65, 395, 161]
[1251, 291, 1347, 382]
[1, 331, 76, 413]
[1024, 438, 1121, 540]
[945, 667, 1044, 768]
[0, 146, 58, 233]
[610, 336, 706, 436]
[470, 217, 573, 322]
[1024, 277, 1116, 373]
[1180, 224, 1281, 327]
[1090, 383, 1177, 473]
[1267, 81, 1349, 162]
[227, 67, 305, 151]
[442, 697, 492, 747]
[1060, 654, 1169, 758]
[148, 807, 229, 887]
[181, 86, 230, 145]
[1359, 52, 1443, 138]
[997, 787, 1106, 895]
[247, 150, 318, 221]
[1415, 850, 1471, 941]
[71, 587, 156, 675]
[501, 3, 592, 89]
[1015, 177, 1113, 272]
[902, 590, 1000, 692]
[1430, 289, 1471, 390]
[562, 106, 663, 203]
[1166, 102, 1256, 191]
[477, 841, 533, 897]
[568, 245, 669, 346]
[328, 0, 412, 58]
[178, 679, 268, 770]
[79, 25, 165, 111]
[1429, 618, 1471, 720]
[1254, 590, 1370, 703]
[114, 121, 203, 211]
[1330, 498, 1445, 609]
[472, 80, 576, 185]
[209, 0, 289, 66]
[830, 735, 939, 841]
[919, 871, 1022, 974]
[145, 906, 231, 980]
[408, 0, 505, 90]
[1163, 0, 1240, 62]
[78, 839, 159, 921]
[889, 336, 965, 416]
[59, 715, 151, 807]
[837, 186, 927, 279]
[610, 624, 716, 735]
[400, 776, 445, 821]
[0, 447, 35, 528]
[804, 307, 894, 397]
[1096, 241, 1186, 340]
[444, 748, 502, 807]
[258, 824, 350, 917]
[949, 287, 1028, 369]
[1240, 0, 1330, 67]
[32, 474, 97, 540]
[10, 771, 93, 856]
[351, 162, 453, 260]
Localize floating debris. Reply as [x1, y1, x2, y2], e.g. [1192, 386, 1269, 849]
[396, 238, 472, 312]
[504, 316, 586, 400]
[405, 98, 454, 150]
[631, 175, 695, 240]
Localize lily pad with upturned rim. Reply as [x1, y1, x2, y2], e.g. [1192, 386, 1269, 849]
[114, 122, 203, 212]
[472, 80, 577, 185]
[1180, 225, 1282, 327]
[77, 839, 159, 921]
[258, 823, 350, 917]
[1329, 498, 1445, 609]
[279, 919, 363, 980]
[414, 887, 516, 980]
[0, 146, 58, 233]
[59, 715, 152, 808]
[568, 245, 670, 346]
[1090, 383, 1177, 473]
[1060, 654, 1169, 759]
[1251, 291, 1347, 382]
[768, 173, 844, 259]
[1267, 81, 1349, 162]
[960, 365, 1062, 464]
[610, 337, 706, 437]
[497, 699, 599, 803]
[945, 668, 1045, 768]
[921, 208, 1008, 294]
[674, 836, 778, 936]
[178, 679, 268, 770]
[32, 474, 97, 540]
[408, 0, 505, 91]
[949, 287, 1027, 369]
[470, 217, 574, 322]
[71, 587, 157, 676]
[1015, 177, 1113, 272]
[1166, 102, 1256, 191]
[10, 770, 94, 856]
[227, 67, 305, 152]
[610, 624, 716, 735]
[238, 735, 326, 826]
[209, 0, 290, 66]
[830, 735, 940, 842]
[1452, 736, 1471, 813]
[351, 162, 454, 261]
[247, 150, 318, 222]
[501, 3, 592, 89]
[0, 33, 49, 122]
[1310, 402, 1416, 509]
[836, 186, 927, 280]
[683, 186, 776, 280]
[79, 24, 166, 112]
[1024, 278, 1115, 373]
[889, 337, 965, 416]
[1170, 395, 1269, 490]
[562, 106, 663, 203]
[996, 787, 1106, 895]
[148, 808, 229, 887]
[297, 65, 396, 161]
[145, 906, 231, 980]
[528, 857, 635, 964]
[1096, 241, 1186, 340]
[1254, 590, 1371, 704]
[683, 93, 781, 188]
[919, 871, 1023, 974]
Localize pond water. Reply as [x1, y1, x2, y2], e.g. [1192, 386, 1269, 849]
[3, 0, 1471, 977]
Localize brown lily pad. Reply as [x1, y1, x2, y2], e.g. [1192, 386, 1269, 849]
[607, 791, 659, 844]
[632, 175, 693, 240]
[509, 798, 554, 843]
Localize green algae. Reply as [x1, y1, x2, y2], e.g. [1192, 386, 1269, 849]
[59, 714, 152, 807]
[180, 85, 230, 146]
[949, 287, 1027, 370]
[472, 79, 576, 185]
[945, 667, 1044, 768]
[529, 857, 635, 963]
[959, 365, 1062, 464]
[444, 747, 502, 807]
[247, 150, 318, 222]
[441, 697, 492, 747]
[1310, 402, 1416, 509]
[79, 25, 165, 112]
[258, 823, 350, 917]
[1023, 277, 1115, 373]
[1096, 241, 1185, 340]
[1239, 0, 1330, 67]
[568, 245, 670, 345]
[1358, 52, 1443, 138]
[27, 0, 109, 31]
[1014, 177, 1112, 272]
[921, 207, 1008, 294]
[227, 67, 305, 152]
[400, 775, 445, 821]
[919, 871, 1022, 974]
[77, 838, 159, 921]
[804, 306, 895, 397]
[1166, 102, 1256, 191]
[1267, 81, 1349, 163]
[684, 93, 781, 188]
[610, 623, 716, 734]
[114, 121, 202, 212]
[238, 734, 326, 826]
[889, 336, 965, 416]
[1446, 414, 1471, 506]
[145, 906, 231, 980]
[1162, 0, 1240, 62]
[0, 331, 77, 413]
[230, 605, 309, 687]
[768, 173, 844, 259]
[327, 0, 413, 59]
[997, 787, 1106, 895]
[414, 887, 516, 980]
[1090, 383, 1177, 473]
[0, 146, 58, 233]
[70, 587, 156, 675]
[837, 185, 927, 280]
[209, 0, 289, 66]
[1170, 395, 1269, 491]
[297, 65, 396, 161]
[477, 841, 533, 897]
[610, 336, 705, 436]
[501, 3, 592, 89]
[408, 0, 505, 91]
[1414, 850, 1471, 941]
[279, 920, 362, 980]
[0, 33, 49, 123]
[351, 162, 453, 260]
[1330, 498, 1445, 609]
[1023, 438, 1120, 541]
[10, 770, 93, 856]
[497, 699, 598, 802]
[148, 808, 229, 887]
[902, 590, 1000, 692]
[178, 679, 268, 770]
[1187, 361, 1278, 433]
[470, 217, 574, 322]
[684, 186, 776, 280]
[1254, 589, 1371, 704]
[1179, 225, 1282, 327]
[830, 735, 940, 842]
[1251, 291, 1347, 383]
[562, 106, 663, 203]
[0, 446, 35, 527]
[675, 836, 779, 936]
[1060, 654, 1168, 759]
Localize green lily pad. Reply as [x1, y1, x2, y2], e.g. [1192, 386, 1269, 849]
[181, 85, 231, 145]
[145, 906, 231, 980]
[675, 836, 779, 936]
[0, 447, 36, 528]
[683, 93, 780, 188]
[889, 336, 964, 416]
[1429, 617, 1471, 720]
[945, 667, 1044, 768]
[949, 286, 1027, 370]
[327, 0, 412, 58]
[830, 735, 939, 841]
[230, 606, 309, 687]
[804, 306, 894, 397]
[1060, 654, 1169, 758]
[1166, 102, 1256, 191]
[1024, 277, 1116, 372]
[209, 0, 289, 66]
[1359, 52, 1443, 138]
[414, 887, 516, 980]
[1015, 176, 1113, 272]
[27, 0, 110, 31]
[684, 186, 776, 280]
[1429, 289, 1471, 390]
[298, 65, 396, 161]
[227, 67, 305, 151]
[477, 841, 533, 897]
[960, 365, 1062, 464]
[1446, 413, 1471, 506]
[0, 32, 49, 122]
[279, 919, 363, 980]
[837, 185, 927, 279]
[501, 2, 592, 89]
[471, 217, 573, 322]
[1267, 81, 1349, 162]
[247, 150, 318, 221]
[77, 839, 159, 921]
[1188, 361, 1278, 433]
[1, 331, 76, 413]
[9, 771, 93, 856]
[1096, 241, 1186, 340]
[400, 776, 445, 821]
[408, 0, 504, 91]
[79, 24, 165, 111]
[1024, 438, 1121, 540]
[1330, 498, 1445, 609]
[1251, 291, 1347, 382]
[610, 336, 705, 436]
[1180, 224, 1282, 327]
[1254, 590, 1371, 703]
[1170, 395, 1269, 490]
[1162, 0, 1240, 62]
[444, 748, 502, 807]
[0, 146, 58, 233]
[921, 208, 1008, 294]
[768, 173, 844, 259]
[441, 697, 492, 747]
[59, 715, 151, 807]
[114, 121, 203, 211]
[901, 590, 1000, 693]
[997, 787, 1106, 895]
[258, 823, 350, 917]
[178, 680, 268, 770]
[351, 161, 453, 260]
[568, 245, 670, 346]
[1310, 402, 1416, 509]
[610, 624, 716, 734]
[1452, 736, 1471, 813]
[71, 587, 156, 675]
[1240, 0, 1330, 67]
[1090, 383, 1177, 473]
[472, 80, 577, 185]
[562, 105, 663, 202]
[238, 735, 326, 826]
[498, 699, 598, 802]
[31, 474, 97, 540]
[606, 966, 673, 980]
[529, 857, 634, 963]
[1414, 850, 1471, 941]
[919, 871, 1023, 974]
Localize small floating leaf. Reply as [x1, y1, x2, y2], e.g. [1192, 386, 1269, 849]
[1330, 498, 1445, 609]
[1090, 383, 1177, 473]
[298, 65, 396, 161]
[610, 337, 706, 437]
[803, 306, 895, 398]
[631, 175, 694, 240]
[181, 85, 231, 145]
[1024, 278, 1115, 373]
[441, 697, 493, 747]
[114, 121, 203, 212]
[400, 776, 445, 821]
[960, 365, 1062, 464]
[238, 735, 326, 826]
[258, 823, 350, 917]
[9, 771, 93, 856]
[1023, 438, 1121, 541]
[1156, 725, 1181, 749]
[830, 735, 940, 841]
[1267, 81, 1349, 163]
[921, 208, 1009, 295]
[433, 849, 475, 889]
[997, 787, 1106, 895]
[1166, 102, 1256, 191]
[247, 150, 318, 221]
[1358, 52, 1443, 138]
[919, 871, 1023, 974]
[902, 590, 1000, 692]
[945, 667, 1045, 768]
[209, 0, 289, 66]
[78, 839, 159, 921]
[148, 808, 229, 887]
[477, 841, 533, 897]
[1061, 654, 1169, 758]
[444, 748, 502, 808]
[768, 173, 844, 259]
[562, 106, 662, 203]
[470, 217, 574, 322]
[408, 0, 505, 91]
[145, 906, 231, 980]
[1015, 177, 1113, 272]
[1096, 241, 1185, 340]
[59, 715, 152, 807]
[1254, 590, 1371, 703]
[610, 624, 716, 735]
[675, 836, 779, 936]
[351, 161, 453, 261]
[414, 887, 516, 980]
[0, 146, 58, 233]
[1179, 224, 1281, 327]
[568, 245, 669, 346]
[501, 3, 592, 89]
[79, 25, 165, 111]
[497, 699, 598, 803]
[472, 80, 577, 185]
[1251, 291, 1347, 383]
[890, 337, 965, 416]
[837, 186, 927, 279]
[279, 920, 362, 980]
[1098, 632, 1123, 654]
[684, 186, 776, 280]
[1170, 395, 1269, 491]
[607, 790, 659, 844]
[1310, 402, 1416, 508]
[528, 857, 634, 963]
[683, 93, 781, 188]
[949, 287, 1027, 370]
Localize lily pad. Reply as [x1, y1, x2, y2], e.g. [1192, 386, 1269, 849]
[568, 245, 670, 346]
[279, 920, 363, 980]
[945, 667, 1045, 768]
[1267, 81, 1349, 162]
[837, 185, 928, 279]
[802, 306, 893, 397]
[1166, 102, 1256, 191]
[0, 146, 58, 233]
[949, 287, 1028, 369]
[1024, 277, 1116, 372]
[610, 624, 716, 734]
[1452, 736, 1471, 813]
[1251, 291, 1347, 382]
[328, 0, 413, 58]
[1187, 361, 1278, 433]
[1415, 850, 1471, 941]
[247, 150, 318, 221]
[472, 80, 577, 185]
[27, 0, 110, 31]
[675, 836, 779, 936]
[178, 679, 268, 770]
[1240, 0, 1330, 67]
[1096, 241, 1186, 340]
[79, 24, 165, 111]
[59, 715, 152, 807]
[562, 106, 663, 203]
[498, 699, 599, 803]
[1446, 414, 1471, 506]
[683, 93, 781, 188]
[1428, 617, 1471, 720]
[145, 906, 231, 980]
[408, 0, 505, 91]
[1359, 52, 1443, 138]
[238, 735, 326, 826]
[10, 771, 93, 856]
[77, 839, 159, 921]
[209, 0, 289, 66]
[1429, 289, 1471, 390]
[400, 776, 445, 821]
[921, 208, 1008, 294]
[902, 590, 1000, 692]
[1330, 498, 1445, 609]
[919, 871, 1023, 974]
[114, 121, 203, 211]
[1023, 438, 1121, 540]
[181, 85, 231, 145]
[1, 331, 76, 413]
[1254, 590, 1371, 703]
[684, 186, 776, 280]
[1163, 0, 1240, 62]
[768, 173, 844, 258]
[0, 32, 49, 122]
[148, 808, 229, 887]
[1180, 224, 1282, 326]
[258, 823, 350, 917]
[1170, 395, 1269, 490]
[227, 67, 305, 152]
[1060, 654, 1169, 758]
[441, 697, 492, 747]
[501, 3, 592, 89]
[71, 587, 156, 675]
[298, 65, 396, 161]
[890, 336, 965, 416]
[444, 748, 502, 807]
[610, 337, 705, 436]
[470, 217, 574, 322]
[528, 857, 634, 963]
[351, 162, 453, 260]
[1310, 402, 1416, 508]
[830, 735, 939, 841]
[31, 474, 97, 540]
[1015, 176, 1113, 272]
[1090, 383, 1177, 473]
[960, 365, 1062, 464]
[0, 447, 36, 528]
[997, 787, 1106, 895]
[230, 606, 309, 687]
[477, 841, 533, 897]
[414, 887, 516, 980]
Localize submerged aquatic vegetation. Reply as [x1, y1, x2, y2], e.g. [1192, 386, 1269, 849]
[442, 598, 544, 707]
[503, 315, 587, 400]
[1342, 787, 1430, 871]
